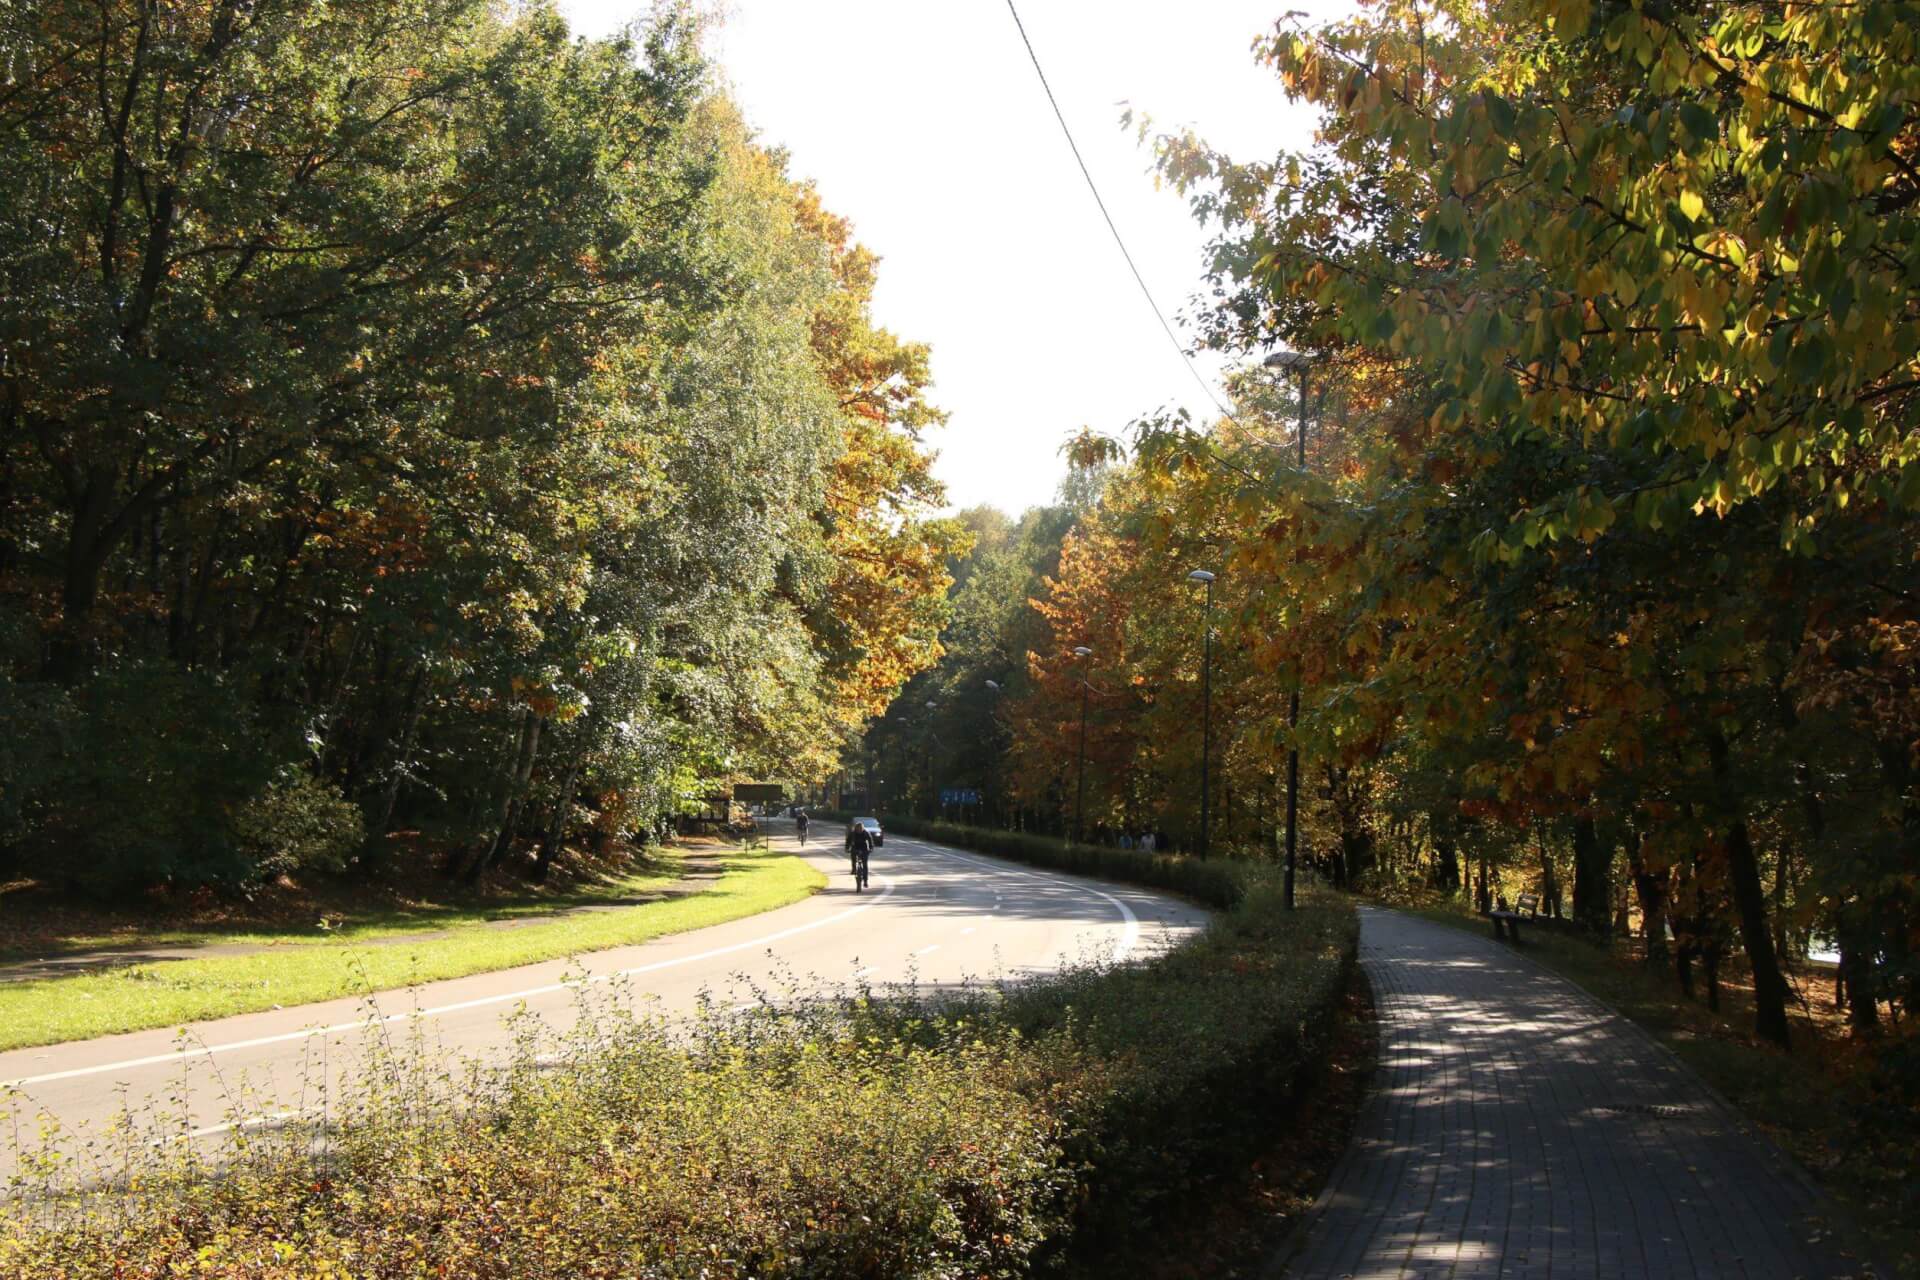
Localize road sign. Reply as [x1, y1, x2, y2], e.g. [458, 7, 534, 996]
[940, 788, 981, 807]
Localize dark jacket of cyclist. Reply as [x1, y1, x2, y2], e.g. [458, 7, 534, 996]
[847, 822, 874, 874]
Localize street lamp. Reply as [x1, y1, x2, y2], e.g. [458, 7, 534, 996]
[1072, 646, 1093, 843]
[980, 680, 1003, 826]
[1187, 569, 1217, 858]
[1263, 348, 1321, 909]
[923, 699, 938, 819]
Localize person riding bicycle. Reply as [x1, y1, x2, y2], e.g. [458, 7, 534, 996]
[794, 808, 809, 844]
[847, 820, 874, 879]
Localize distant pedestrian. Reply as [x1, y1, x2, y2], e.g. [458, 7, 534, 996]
[1139, 830, 1155, 853]
[1119, 832, 1134, 850]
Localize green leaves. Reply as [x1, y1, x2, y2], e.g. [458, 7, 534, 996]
[0, 1, 956, 880]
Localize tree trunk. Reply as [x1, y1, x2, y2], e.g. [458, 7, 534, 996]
[468, 712, 543, 883]
[50, 475, 116, 682]
[362, 663, 430, 878]
[1433, 837, 1461, 894]
[1772, 846, 1792, 968]
[1724, 818, 1792, 1047]
[1837, 917, 1879, 1039]
[1571, 815, 1612, 936]
[532, 758, 584, 884]
[1631, 841, 1671, 969]
[1707, 731, 1793, 1048]
[1540, 836, 1562, 919]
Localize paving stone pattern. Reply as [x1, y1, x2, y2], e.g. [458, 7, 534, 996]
[1284, 907, 1870, 1280]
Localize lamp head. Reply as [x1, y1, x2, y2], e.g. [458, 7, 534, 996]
[984, 679, 1001, 691]
[1187, 569, 1216, 584]
[1072, 646, 1093, 658]
[1264, 349, 1318, 370]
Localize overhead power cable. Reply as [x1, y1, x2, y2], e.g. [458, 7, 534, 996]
[1001, 0, 1239, 425]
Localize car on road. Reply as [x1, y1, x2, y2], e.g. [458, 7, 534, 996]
[845, 816, 884, 849]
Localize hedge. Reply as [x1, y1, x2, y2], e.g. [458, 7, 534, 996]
[866, 813, 1247, 910]
[4, 843, 1355, 1278]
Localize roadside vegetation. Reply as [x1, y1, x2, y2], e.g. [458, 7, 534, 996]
[0, 0, 957, 924]
[843, 0, 1920, 1255]
[0, 842, 821, 1052]
[1, 856, 1355, 1278]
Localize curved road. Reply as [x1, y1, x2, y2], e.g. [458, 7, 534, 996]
[1, 823, 1207, 1164]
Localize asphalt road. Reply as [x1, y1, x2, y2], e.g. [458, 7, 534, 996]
[0, 822, 1208, 1169]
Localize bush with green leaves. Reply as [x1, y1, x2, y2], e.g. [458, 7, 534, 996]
[1, 865, 1355, 1277]
[232, 770, 367, 881]
[38, 663, 292, 895]
[0, 674, 76, 871]
[874, 813, 1248, 910]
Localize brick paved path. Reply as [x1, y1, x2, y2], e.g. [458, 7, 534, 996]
[1284, 907, 1872, 1279]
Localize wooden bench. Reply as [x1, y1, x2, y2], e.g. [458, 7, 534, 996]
[1490, 892, 1542, 942]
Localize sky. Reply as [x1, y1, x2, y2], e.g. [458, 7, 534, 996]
[557, 2, 1335, 516]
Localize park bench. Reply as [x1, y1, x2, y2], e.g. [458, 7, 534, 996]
[1490, 892, 1542, 942]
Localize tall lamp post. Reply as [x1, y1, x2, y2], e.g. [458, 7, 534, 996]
[923, 698, 938, 819]
[983, 679, 1003, 828]
[1187, 569, 1217, 858]
[1071, 646, 1093, 842]
[1264, 348, 1320, 909]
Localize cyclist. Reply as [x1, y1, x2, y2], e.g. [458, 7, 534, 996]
[794, 808, 809, 845]
[847, 819, 874, 889]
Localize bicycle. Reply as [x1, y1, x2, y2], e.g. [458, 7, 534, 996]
[852, 845, 870, 892]
[796, 819, 809, 846]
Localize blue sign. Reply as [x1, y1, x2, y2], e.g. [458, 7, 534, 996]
[940, 788, 982, 807]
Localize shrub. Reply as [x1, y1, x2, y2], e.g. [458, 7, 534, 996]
[232, 770, 367, 879]
[13, 662, 338, 895]
[42, 663, 281, 894]
[0, 675, 76, 868]
[1, 841, 1356, 1277]
[874, 813, 1248, 909]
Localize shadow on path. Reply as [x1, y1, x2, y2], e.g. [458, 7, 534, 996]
[1279, 907, 1874, 1280]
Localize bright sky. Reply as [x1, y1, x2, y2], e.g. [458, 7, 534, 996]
[558, 2, 1335, 516]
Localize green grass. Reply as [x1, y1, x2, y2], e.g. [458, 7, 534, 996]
[1, 858, 1356, 1279]
[0, 847, 825, 1052]
[0, 850, 733, 961]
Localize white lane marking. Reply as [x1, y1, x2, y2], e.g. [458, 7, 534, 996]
[3, 876, 899, 1090]
[893, 841, 1142, 960]
[914, 945, 939, 956]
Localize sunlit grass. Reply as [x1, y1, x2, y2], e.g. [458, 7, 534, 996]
[0, 866, 1355, 1278]
[0, 848, 825, 1052]
[0, 850, 716, 961]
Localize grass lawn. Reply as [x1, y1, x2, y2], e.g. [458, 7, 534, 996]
[0, 838, 736, 961]
[0, 844, 824, 1052]
[1379, 890, 1918, 1278]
